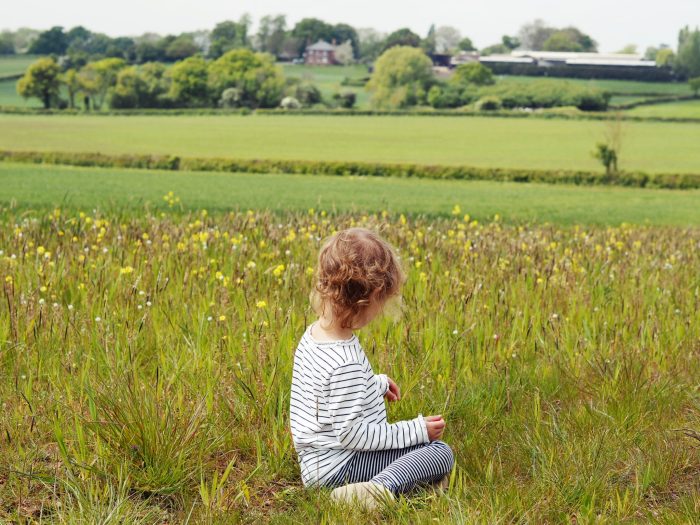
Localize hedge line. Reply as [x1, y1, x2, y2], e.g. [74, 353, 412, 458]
[2, 104, 700, 124]
[2, 149, 699, 190]
[483, 62, 677, 82]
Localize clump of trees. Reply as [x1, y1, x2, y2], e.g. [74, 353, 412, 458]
[366, 46, 434, 109]
[16, 49, 286, 110]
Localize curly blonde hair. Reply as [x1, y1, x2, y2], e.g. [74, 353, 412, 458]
[311, 228, 406, 329]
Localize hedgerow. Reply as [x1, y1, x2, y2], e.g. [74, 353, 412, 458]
[1, 149, 698, 189]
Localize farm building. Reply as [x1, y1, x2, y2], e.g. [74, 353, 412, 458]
[304, 40, 338, 65]
[478, 50, 671, 80]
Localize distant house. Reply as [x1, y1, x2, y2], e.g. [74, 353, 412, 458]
[304, 40, 338, 65]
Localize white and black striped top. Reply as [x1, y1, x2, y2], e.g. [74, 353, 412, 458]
[290, 322, 429, 486]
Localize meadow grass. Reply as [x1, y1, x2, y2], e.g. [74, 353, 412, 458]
[2, 114, 700, 174]
[1, 206, 699, 523]
[1, 162, 700, 226]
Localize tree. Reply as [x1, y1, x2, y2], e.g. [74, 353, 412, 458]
[0, 31, 15, 54]
[29, 26, 68, 55]
[357, 28, 386, 62]
[334, 40, 354, 65]
[165, 35, 199, 60]
[592, 116, 623, 175]
[61, 68, 80, 108]
[17, 57, 61, 109]
[422, 24, 436, 54]
[13, 28, 40, 53]
[291, 18, 334, 55]
[518, 19, 555, 50]
[458, 37, 476, 51]
[257, 14, 287, 56]
[689, 77, 700, 97]
[450, 62, 494, 86]
[77, 57, 126, 110]
[383, 28, 422, 51]
[208, 49, 284, 108]
[617, 44, 638, 54]
[656, 48, 675, 67]
[676, 26, 700, 78]
[168, 55, 210, 107]
[332, 24, 359, 58]
[110, 63, 169, 108]
[366, 46, 433, 109]
[501, 35, 520, 51]
[209, 17, 251, 58]
[435, 26, 462, 54]
[480, 43, 509, 56]
[544, 28, 597, 52]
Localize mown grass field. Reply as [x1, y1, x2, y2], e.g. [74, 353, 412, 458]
[2, 114, 700, 174]
[1, 162, 700, 226]
[1, 205, 699, 523]
[282, 63, 371, 108]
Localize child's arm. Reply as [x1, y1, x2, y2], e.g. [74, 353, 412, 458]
[328, 362, 428, 451]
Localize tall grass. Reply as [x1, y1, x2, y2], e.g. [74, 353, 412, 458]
[1, 203, 699, 522]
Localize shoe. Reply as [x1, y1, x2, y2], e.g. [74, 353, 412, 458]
[330, 481, 395, 509]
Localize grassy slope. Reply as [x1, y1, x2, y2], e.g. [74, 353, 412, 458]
[1, 162, 699, 225]
[1, 114, 700, 174]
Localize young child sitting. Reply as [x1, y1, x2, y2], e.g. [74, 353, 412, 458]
[290, 227, 454, 508]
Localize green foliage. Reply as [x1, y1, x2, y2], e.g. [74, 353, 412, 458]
[280, 96, 301, 109]
[676, 26, 700, 78]
[475, 95, 502, 111]
[367, 46, 433, 109]
[168, 55, 210, 107]
[208, 49, 284, 108]
[208, 17, 251, 58]
[592, 143, 618, 174]
[451, 62, 495, 87]
[382, 28, 422, 51]
[0, 32, 15, 55]
[77, 57, 127, 110]
[16, 56, 61, 109]
[28, 25, 68, 54]
[458, 37, 476, 51]
[289, 82, 322, 106]
[60, 68, 80, 108]
[689, 77, 700, 96]
[332, 91, 356, 109]
[165, 35, 199, 61]
[110, 63, 170, 109]
[480, 80, 610, 111]
[655, 48, 676, 68]
[3, 149, 699, 190]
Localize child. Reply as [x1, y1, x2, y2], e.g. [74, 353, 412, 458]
[290, 227, 454, 508]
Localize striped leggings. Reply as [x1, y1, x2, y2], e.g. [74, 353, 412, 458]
[328, 440, 454, 495]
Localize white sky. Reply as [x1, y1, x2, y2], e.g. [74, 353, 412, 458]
[5, 0, 699, 53]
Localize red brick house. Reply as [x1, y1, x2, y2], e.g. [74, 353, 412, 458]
[304, 40, 338, 65]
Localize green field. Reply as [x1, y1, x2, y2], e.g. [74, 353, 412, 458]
[626, 98, 700, 118]
[282, 63, 371, 108]
[0, 78, 39, 107]
[2, 205, 699, 523]
[1, 162, 698, 225]
[1, 114, 699, 174]
[0, 54, 38, 77]
[497, 75, 692, 95]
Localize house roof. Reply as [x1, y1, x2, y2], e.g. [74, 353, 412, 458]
[307, 40, 335, 51]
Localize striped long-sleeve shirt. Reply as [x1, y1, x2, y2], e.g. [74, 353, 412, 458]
[290, 323, 429, 486]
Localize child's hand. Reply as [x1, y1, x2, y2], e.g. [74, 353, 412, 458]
[425, 415, 446, 441]
[385, 377, 401, 402]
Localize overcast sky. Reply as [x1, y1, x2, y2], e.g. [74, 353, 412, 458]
[5, 0, 699, 53]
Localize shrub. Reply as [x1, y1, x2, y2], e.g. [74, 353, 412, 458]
[332, 92, 357, 109]
[475, 95, 502, 111]
[280, 96, 301, 109]
[219, 87, 242, 108]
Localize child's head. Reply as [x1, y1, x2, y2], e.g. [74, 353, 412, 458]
[312, 228, 406, 330]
